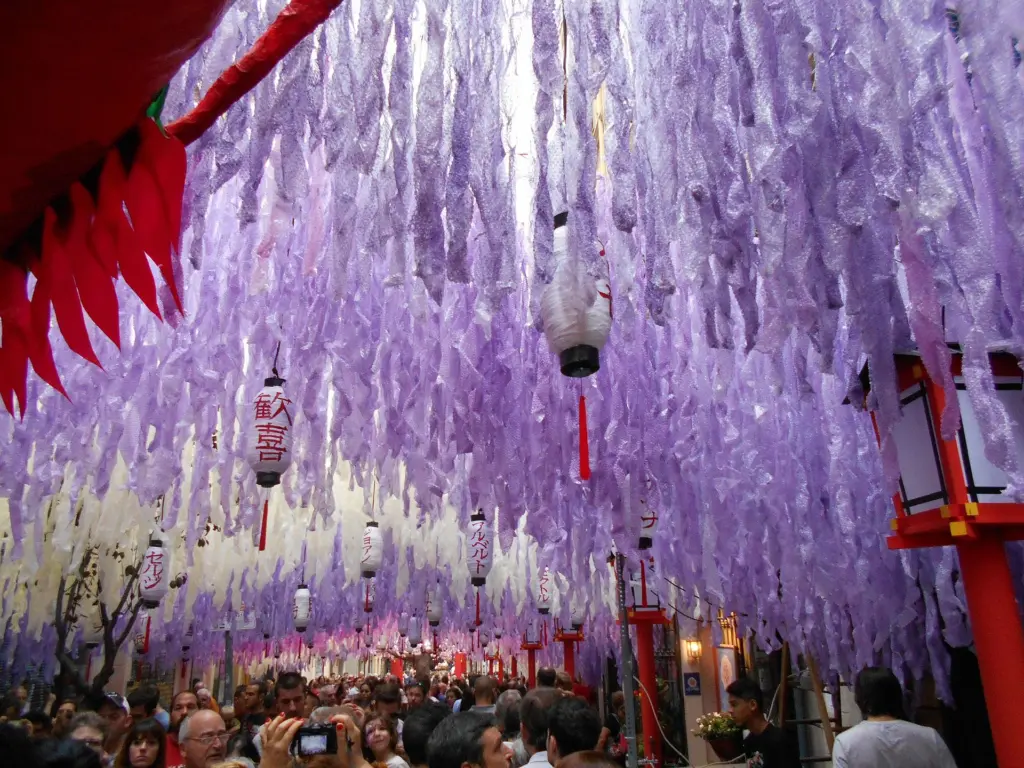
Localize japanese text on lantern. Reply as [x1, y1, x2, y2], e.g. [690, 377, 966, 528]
[140, 548, 165, 589]
[362, 532, 372, 562]
[539, 570, 551, 601]
[254, 423, 289, 462]
[254, 391, 293, 423]
[253, 391, 292, 462]
[641, 508, 658, 530]
[469, 523, 491, 574]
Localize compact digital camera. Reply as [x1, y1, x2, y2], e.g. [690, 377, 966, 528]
[292, 723, 339, 756]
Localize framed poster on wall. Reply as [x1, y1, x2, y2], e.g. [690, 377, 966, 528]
[715, 646, 739, 711]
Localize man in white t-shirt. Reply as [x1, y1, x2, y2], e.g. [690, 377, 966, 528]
[832, 667, 957, 768]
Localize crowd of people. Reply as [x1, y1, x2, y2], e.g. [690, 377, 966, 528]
[0, 666, 617, 768]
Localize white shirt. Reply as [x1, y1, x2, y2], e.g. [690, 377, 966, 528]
[832, 720, 957, 768]
[526, 751, 554, 768]
[385, 754, 410, 768]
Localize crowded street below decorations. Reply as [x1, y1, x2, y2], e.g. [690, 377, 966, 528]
[1, 0, 1020, 766]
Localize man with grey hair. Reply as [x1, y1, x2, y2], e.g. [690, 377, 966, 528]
[496, 689, 529, 768]
[174, 709, 228, 768]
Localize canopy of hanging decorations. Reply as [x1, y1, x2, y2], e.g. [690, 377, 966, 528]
[2, 0, 1024, 700]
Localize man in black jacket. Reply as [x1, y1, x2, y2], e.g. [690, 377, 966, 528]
[726, 679, 800, 768]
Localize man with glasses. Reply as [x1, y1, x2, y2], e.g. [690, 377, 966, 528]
[52, 698, 78, 738]
[67, 711, 112, 766]
[174, 709, 229, 768]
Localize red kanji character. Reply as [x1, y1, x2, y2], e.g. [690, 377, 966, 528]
[254, 392, 294, 424]
[255, 423, 289, 462]
[641, 509, 658, 530]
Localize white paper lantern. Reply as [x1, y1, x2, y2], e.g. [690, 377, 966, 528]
[571, 604, 586, 630]
[363, 632, 372, 648]
[361, 522, 383, 578]
[182, 622, 194, 651]
[479, 631, 490, 648]
[82, 613, 104, 649]
[639, 499, 659, 551]
[273, 640, 282, 658]
[408, 619, 423, 647]
[293, 584, 311, 632]
[398, 612, 410, 637]
[494, 627, 503, 640]
[138, 535, 170, 609]
[134, 611, 151, 655]
[353, 613, 364, 634]
[540, 213, 613, 378]
[363, 577, 376, 613]
[377, 636, 388, 651]
[246, 375, 294, 487]
[537, 568, 553, 615]
[426, 583, 443, 626]
[466, 511, 494, 587]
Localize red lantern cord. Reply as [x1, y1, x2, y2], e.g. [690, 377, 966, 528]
[167, 0, 343, 146]
[579, 394, 591, 480]
[258, 496, 269, 552]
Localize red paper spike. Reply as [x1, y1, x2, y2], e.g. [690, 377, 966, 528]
[124, 147, 181, 315]
[96, 149, 162, 318]
[136, 118, 187, 256]
[0, 326, 29, 418]
[26, 272, 68, 399]
[42, 208, 101, 366]
[579, 394, 591, 480]
[258, 497, 269, 551]
[68, 183, 120, 348]
[0, 260, 32, 416]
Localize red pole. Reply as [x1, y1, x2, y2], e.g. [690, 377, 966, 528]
[923, 373, 1024, 765]
[511, 655, 518, 678]
[563, 640, 576, 680]
[635, 622, 662, 766]
[527, 649, 537, 689]
[957, 538, 1024, 766]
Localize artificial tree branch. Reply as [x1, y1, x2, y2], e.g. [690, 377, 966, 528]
[114, 598, 144, 650]
[108, 562, 140, 626]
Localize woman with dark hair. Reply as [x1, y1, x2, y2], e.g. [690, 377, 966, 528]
[444, 687, 462, 711]
[114, 718, 167, 768]
[832, 667, 956, 767]
[364, 715, 409, 768]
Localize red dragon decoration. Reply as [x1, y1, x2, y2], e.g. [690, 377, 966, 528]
[0, 0, 341, 416]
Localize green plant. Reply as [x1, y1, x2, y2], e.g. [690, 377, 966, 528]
[692, 712, 741, 740]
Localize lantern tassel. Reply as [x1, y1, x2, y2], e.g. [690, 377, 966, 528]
[579, 394, 591, 480]
[258, 495, 269, 552]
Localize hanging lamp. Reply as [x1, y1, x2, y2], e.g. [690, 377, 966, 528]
[246, 346, 294, 552]
[138, 533, 170, 608]
[539, 215, 612, 481]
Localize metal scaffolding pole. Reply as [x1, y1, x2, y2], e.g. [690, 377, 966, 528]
[615, 554, 639, 768]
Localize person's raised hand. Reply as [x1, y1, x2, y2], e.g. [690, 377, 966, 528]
[260, 713, 304, 768]
[329, 713, 369, 768]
